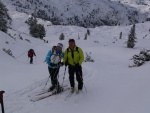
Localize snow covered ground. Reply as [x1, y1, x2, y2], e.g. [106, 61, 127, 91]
[0, 3, 150, 113]
[112, 0, 150, 17]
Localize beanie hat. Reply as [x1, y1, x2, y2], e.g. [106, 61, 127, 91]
[57, 43, 63, 48]
[68, 39, 75, 42]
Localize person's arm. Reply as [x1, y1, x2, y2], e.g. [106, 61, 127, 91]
[78, 48, 84, 65]
[58, 52, 65, 66]
[63, 49, 68, 63]
[46, 51, 52, 65]
[34, 52, 36, 56]
[61, 52, 64, 59]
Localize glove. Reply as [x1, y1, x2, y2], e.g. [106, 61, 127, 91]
[75, 63, 80, 69]
[65, 62, 68, 66]
[50, 63, 57, 67]
[58, 62, 64, 66]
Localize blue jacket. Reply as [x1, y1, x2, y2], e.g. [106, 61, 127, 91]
[46, 49, 64, 68]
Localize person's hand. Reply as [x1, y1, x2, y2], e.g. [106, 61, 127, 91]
[65, 62, 68, 66]
[75, 63, 80, 69]
[58, 62, 64, 66]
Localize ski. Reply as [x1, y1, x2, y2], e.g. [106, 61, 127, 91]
[30, 91, 54, 102]
[75, 90, 82, 104]
[65, 90, 76, 101]
[28, 85, 68, 97]
[28, 89, 49, 97]
[65, 93, 73, 101]
[30, 87, 70, 102]
[65, 90, 85, 101]
[65, 88, 77, 101]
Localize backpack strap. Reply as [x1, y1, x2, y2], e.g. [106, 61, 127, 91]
[51, 46, 62, 58]
[67, 46, 79, 54]
[76, 47, 79, 53]
[52, 46, 56, 54]
[67, 48, 69, 54]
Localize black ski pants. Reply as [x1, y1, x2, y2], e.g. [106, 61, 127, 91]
[48, 67, 60, 87]
[29, 57, 33, 64]
[68, 65, 83, 90]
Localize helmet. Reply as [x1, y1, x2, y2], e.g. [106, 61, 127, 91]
[57, 43, 63, 48]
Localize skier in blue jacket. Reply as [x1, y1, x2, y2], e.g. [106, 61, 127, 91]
[46, 43, 64, 92]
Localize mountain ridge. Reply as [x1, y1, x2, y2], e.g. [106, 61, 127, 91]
[2, 0, 147, 28]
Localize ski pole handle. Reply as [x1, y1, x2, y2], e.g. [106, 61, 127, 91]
[0, 91, 5, 113]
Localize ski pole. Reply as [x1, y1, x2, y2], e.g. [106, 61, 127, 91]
[80, 73, 88, 93]
[77, 68, 88, 93]
[27, 57, 29, 63]
[43, 77, 50, 91]
[0, 91, 5, 113]
[43, 67, 55, 90]
[35, 56, 37, 64]
[83, 82, 88, 93]
[61, 66, 67, 87]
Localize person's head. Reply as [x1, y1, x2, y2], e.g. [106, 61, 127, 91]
[56, 43, 63, 51]
[68, 39, 75, 49]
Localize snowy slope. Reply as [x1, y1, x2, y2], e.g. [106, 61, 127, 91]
[111, 0, 150, 17]
[1, 3, 150, 113]
[2, 0, 147, 27]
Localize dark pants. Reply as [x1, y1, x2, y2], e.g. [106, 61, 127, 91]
[48, 67, 59, 87]
[68, 65, 83, 90]
[29, 57, 33, 64]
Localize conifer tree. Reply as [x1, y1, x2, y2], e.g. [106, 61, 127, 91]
[0, 1, 10, 32]
[87, 29, 90, 35]
[84, 33, 87, 40]
[30, 24, 45, 39]
[127, 24, 136, 48]
[59, 33, 65, 40]
[37, 24, 46, 39]
[78, 33, 80, 40]
[119, 32, 122, 39]
[26, 16, 37, 26]
[26, 16, 46, 39]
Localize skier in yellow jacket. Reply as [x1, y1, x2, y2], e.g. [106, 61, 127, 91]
[63, 39, 84, 93]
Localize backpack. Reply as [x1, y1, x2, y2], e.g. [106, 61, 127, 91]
[65, 47, 79, 65]
[28, 49, 34, 57]
[50, 46, 62, 64]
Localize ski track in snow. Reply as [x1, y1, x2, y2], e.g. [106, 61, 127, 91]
[1, 2, 150, 112]
[3, 63, 94, 113]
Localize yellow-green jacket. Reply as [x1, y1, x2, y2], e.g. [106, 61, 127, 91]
[63, 46, 84, 66]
